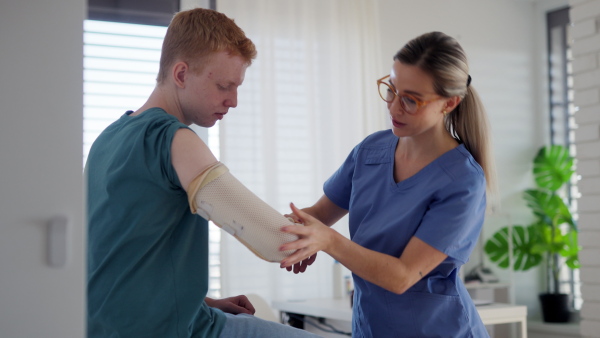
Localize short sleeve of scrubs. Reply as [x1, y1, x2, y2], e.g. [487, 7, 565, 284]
[323, 142, 362, 211]
[415, 165, 486, 263]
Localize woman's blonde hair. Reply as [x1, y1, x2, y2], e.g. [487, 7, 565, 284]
[157, 8, 257, 84]
[394, 31, 498, 202]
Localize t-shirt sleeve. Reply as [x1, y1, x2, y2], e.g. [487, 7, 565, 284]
[147, 119, 193, 190]
[415, 173, 487, 264]
[323, 145, 360, 210]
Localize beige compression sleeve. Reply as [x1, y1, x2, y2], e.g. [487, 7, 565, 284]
[187, 162, 299, 262]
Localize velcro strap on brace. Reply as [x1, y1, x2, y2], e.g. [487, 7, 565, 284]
[187, 162, 299, 262]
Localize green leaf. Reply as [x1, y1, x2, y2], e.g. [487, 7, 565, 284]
[533, 145, 574, 191]
[484, 225, 543, 271]
[537, 223, 565, 251]
[565, 256, 580, 270]
[561, 231, 580, 269]
[484, 227, 511, 268]
[523, 189, 575, 230]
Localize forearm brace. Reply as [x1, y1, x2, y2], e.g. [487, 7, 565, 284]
[188, 162, 298, 262]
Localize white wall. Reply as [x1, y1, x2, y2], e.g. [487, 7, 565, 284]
[570, 1, 600, 336]
[376, 0, 568, 318]
[0, 0, 86, 337]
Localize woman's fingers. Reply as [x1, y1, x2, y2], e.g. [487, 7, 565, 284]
[290, 202, 313, 222]
[280, 203, 326, 270]
[291, 202, 319, 223]
[280, 249, 311, 269]
[281, 223, 308, 237]
[279, 236, 309, 252]
[284, 213, 302, 224]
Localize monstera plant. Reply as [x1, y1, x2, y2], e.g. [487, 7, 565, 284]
[484, 145, 580, 323]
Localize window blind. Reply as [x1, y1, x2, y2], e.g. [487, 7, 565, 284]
[546, 6, 581, 310]
[88, 0, 179, 26]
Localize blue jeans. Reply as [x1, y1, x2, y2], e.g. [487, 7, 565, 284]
[219, 313, 322, 338]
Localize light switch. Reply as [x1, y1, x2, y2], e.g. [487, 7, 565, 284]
[47, 215, 69, 268]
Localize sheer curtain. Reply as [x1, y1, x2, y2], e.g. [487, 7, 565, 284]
[217, 0, 385, 303]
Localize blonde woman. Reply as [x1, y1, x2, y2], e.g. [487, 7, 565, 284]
[282, 31, 496, 337]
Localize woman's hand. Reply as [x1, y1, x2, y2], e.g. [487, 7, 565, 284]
[205, 295, 255, 315]
[282, 211, 317, 274]
[283, 212, 302, 224]
[279, 203, 336, 270]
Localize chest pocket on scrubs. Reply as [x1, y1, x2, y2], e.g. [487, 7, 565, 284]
[364, 148, 390, 166]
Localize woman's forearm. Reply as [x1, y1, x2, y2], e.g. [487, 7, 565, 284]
[326, 233, 447, 294]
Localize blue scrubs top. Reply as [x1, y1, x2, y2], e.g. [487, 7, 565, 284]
[324, 130, 489, 338]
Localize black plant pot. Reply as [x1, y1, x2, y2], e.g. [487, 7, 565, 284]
[539, 293, 571, 323]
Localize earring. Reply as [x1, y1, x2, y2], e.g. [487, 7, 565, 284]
[442, 110, 448, 116]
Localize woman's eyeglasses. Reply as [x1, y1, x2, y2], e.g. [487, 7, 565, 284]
[377, 75, 439, 114]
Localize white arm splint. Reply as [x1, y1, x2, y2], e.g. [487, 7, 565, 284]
[188, 162, 299, 262]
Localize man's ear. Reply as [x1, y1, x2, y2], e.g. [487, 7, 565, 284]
[172, 61, 189, 89]
[444, 96, 461, 113]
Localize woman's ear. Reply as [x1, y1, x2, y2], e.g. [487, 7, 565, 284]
[444, 96, 461, 113]
[172, 61, 189, 88]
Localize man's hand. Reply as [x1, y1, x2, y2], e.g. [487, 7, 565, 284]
[205, 295, 256, 315]
[283, 253, 318, 274]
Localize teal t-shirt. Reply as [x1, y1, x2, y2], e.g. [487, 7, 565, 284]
[86, 108, 226, 337]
